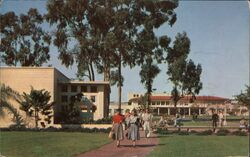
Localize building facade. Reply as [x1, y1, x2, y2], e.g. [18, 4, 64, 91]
[109, 93, 249, 116]
[0, 67, 110, 128]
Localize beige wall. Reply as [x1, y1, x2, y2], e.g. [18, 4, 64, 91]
[0, 67, 111, 127]
[0, 67, 57, 128]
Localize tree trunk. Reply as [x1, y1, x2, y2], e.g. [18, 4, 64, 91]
[35, 109, 38, 129]
[103, 62, 110, 81]
[90, 62, 95, 81]
[87, 64, 92, 81]
[118, 52, 122, 110]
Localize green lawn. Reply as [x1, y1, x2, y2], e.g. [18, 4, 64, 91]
[0, 131, 111, 157]
[148, 135, 249, 157]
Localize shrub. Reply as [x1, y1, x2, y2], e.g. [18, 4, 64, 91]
[216, 129, 230, 136]
[167, 119, 174, 125]
[82, 117, 112, 124]
[232, 130, 247, 136]
[156, 128, 170, 134]
[196, 130, 213, 135]
[9, 124, 26, 131]
[1, 126, 111, 133]
[189, 130, 198, 134]
[171, 130, 180, 134]
[178, 131, 189, 135]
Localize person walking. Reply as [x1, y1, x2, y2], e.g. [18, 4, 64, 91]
[174, 112, 181, 127]
[142, 109, 153, 138]
[124, 109, 131, 139]
[212, 110, 219, 132]
[112, 110, 124, 147]
[218, 110, 224, 127]
[128, 109, 140, 147]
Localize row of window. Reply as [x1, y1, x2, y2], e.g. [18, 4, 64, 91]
[151, 101, 188, 106]
[61, 95, 96, 103]
[61, 85, 97, 93]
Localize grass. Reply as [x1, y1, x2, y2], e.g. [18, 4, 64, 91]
[0, 131, 111, 157]
[148, 135, 249, 157]
[182, 121, 241, 126]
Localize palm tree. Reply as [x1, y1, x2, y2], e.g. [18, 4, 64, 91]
[20, 87, 53, 128]
[0, 83, 24, 126]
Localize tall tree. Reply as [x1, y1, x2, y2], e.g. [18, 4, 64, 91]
[166, 32, 202, 114]
[0, 8, 51, 66]
[235, 86, 250, 109]
[136, 26, 171, 108]
[46, 0, 178, 110]
[20, 87, 53, 128]
[0, 84, 24, 126]
[139, 59, 160, 108]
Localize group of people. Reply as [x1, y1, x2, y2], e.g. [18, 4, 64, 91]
[111, 108, 153, 147]
[212, 110, 226, 131]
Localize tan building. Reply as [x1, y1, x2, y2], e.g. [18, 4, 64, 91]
[0, 67, 110, 128]
[113, 93, 248, 116]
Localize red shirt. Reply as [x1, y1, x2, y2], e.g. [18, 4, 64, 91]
[112, 114, 124, 123]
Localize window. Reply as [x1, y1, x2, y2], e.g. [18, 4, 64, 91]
[157, 101, 160, 105]
[61, 85, 68, 92]
[81, 86, 88, 92]
[90, 86, 97, 93]
[70, 95, 77, 102]
[166, 102, 169, 105]
[61, 95, 68, 103]
[91, 96, 96, 102]
[152, 102, 155, 105]
[161, 101, 165, 105]
[71, 85, 77, 92]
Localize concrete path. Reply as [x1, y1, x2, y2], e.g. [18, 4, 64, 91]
[76, 131, 159, 157]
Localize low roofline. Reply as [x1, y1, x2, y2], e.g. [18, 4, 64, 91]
[129, 95, 230, 102]
[0, 66, 55, 69]
[0, 66, 70, 80]
[59, 80, 110, 85]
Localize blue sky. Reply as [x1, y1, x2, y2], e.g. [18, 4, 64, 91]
[1, 1, 249, 102]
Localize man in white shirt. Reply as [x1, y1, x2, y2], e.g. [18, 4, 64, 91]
[142, 109, 153, 138]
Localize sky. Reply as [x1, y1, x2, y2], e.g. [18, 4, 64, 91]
[1, 0, 249, 102]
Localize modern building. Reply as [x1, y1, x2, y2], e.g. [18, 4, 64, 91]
[109, 93, 249, 116]
[0, 67, 110, 128]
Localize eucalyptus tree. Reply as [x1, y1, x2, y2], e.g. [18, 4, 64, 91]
[134, 0, 176, 108]
[0, 84, 23, 126]
[20, 87, 53, 128]
[139, 61, 160, 108]
[0, 8, 51, 66]
[136, 27, 163, 108]
[46, 0, 178, 110]
[166, 32, 202, 114]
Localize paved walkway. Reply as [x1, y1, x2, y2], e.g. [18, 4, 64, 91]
[76, 131, 159, 157]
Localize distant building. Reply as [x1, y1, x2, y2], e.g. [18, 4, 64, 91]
[0, 67, 110, 128]
[109, 93, 249, 116]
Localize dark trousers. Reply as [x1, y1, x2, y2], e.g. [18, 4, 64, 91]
[212, 121, 217, 132]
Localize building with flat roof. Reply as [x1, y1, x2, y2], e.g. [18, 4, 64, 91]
[0, 67, 110, 128]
